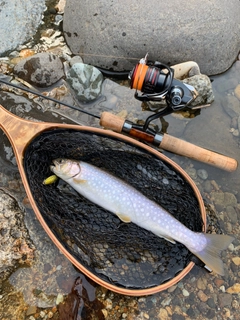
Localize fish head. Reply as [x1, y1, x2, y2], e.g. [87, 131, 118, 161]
[50, 159, 81, 180]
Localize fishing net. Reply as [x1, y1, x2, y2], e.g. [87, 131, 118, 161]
[24, 129, 203, 290]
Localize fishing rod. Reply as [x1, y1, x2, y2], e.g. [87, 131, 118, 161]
[0, 76, 100, 119]
[0, 55, 237, 171]
[0, 53, 197, 132]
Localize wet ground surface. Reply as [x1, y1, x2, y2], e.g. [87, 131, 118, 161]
[0, 1, 239, 319]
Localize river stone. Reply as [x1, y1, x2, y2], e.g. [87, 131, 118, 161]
[183, 74, 214, 106]
[13, 53, 64, 87]
[0, 0, 46, 56]
[222, 95, 240, 118]
[66, 62, 103, 102]
[211, 192, 237, 209]
[234, 84, 240, 100]
[0, 189, 35, 285]
[63, 0, 240, 75]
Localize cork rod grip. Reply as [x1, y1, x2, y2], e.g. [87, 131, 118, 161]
[160, 134, 237, 172]
[100, 112, 125, 133]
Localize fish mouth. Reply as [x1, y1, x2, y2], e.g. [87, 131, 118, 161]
[51, 159, 81, 178]
[50, 159, 61, 171]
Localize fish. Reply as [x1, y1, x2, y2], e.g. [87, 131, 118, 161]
[50, 158, 234, 276]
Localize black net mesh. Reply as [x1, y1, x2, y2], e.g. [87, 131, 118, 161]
[24, 129, 203, 290]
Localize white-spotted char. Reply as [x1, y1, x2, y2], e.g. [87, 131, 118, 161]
[50, 159, 234, 275]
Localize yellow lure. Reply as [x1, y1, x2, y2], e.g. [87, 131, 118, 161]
[43, 174, 58, 185]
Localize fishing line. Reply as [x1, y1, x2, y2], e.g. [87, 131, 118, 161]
[78, 52, 141, 60]
[0, 78, 100, 119]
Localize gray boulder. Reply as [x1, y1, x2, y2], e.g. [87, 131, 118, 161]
[0, 0, 45, 55]
[63, 0, 240, 75]
[14, 52, 64, 87]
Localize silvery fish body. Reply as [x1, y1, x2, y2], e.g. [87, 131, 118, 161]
[51, 159, 234, 275]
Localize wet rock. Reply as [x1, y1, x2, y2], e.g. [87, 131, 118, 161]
[158, 308, 169, 320]
[232, 129, 239, 136]
[182, 289, 189, 297]
[237, 116, 240, 132]
[183, 74, 214, 106]
[0, 189, 35, 285]
[13, 52, 64, 87]
[234, 84, 240, 100]
[226, 283, 240, 294]
[0, 288, 28, 319]
[214, 278, 225, 288]
[197, 169, 208, 180]
[203, 180, 212, 193]
[207, 298, 215, 308]
[0, 0, 46, 55]
[197, 290, 208, 302]
[231, 117, 238, 129]
[56, 0, 66, 14]
[66, 63, 103, 102]
[222, 95, 240, 118]
[218, 293, 233, 307]
[225, 222, 233, 233]
[172, 314, 185, 320]
[211, 192, 237, 209]
[63, 0, 240, 75]
[26, 305, 37, 316]
[185, 167, 197, 180]
[206, 309, 216, 319]
[232, 299, 240, 310]
[226, 206, 238, 224]
[69, 55, 83, 67]
[232, 257, 240, 266]
[197, 277, 207, 290]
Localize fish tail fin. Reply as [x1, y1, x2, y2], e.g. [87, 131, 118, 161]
[191, 234, 234, 275]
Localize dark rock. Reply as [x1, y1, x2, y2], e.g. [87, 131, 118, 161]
[207, 298, 215, 308]
[226, 206, 238, 224]
[197, 302, 209, 315]
[14, 53, 64, 87]
[63, 0, 240, 75]
[186, 307, 196, 318]
[218, 293, 233, 308]
[172, 314, 185, 320]
[230, 262, 238, 273]
[206, 309, 216, 319]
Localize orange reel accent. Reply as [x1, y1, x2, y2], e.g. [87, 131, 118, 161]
[131, 63, 148, 91]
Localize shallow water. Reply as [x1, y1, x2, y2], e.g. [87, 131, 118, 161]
[0, 1, 239, 318]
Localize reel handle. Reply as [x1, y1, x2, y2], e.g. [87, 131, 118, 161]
[100, 112, 237, 172]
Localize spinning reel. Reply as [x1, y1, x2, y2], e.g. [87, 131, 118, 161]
[128, 54, 198, 134]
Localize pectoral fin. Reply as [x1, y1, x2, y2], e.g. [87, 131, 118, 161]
[156, 232, 176, 244]
[73, 178, 87, 184]
[116, 213, 132, 223]
[163, 236, 176, 244]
